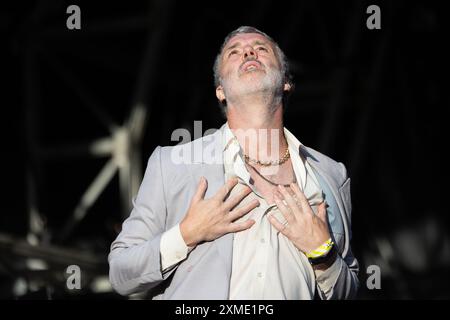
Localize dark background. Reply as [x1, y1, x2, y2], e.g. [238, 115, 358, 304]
[1, 0, 448, 299]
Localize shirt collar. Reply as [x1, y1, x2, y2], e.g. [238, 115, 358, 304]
[222, 122, 237, 152]
[222, 122, 305, 158]
[221, 122, 323, 208]
[222, 121, 309, 188]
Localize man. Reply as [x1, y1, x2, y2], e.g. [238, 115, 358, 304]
[108, 26, 359, 299]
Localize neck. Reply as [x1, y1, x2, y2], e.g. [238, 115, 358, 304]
[226, 100, 288, 162]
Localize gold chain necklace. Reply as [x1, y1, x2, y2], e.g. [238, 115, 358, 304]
[247, 163, 296, 187]
[243, 147, 290, 167]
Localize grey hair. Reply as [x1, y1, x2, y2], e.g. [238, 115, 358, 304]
[213, 26, 293, 91]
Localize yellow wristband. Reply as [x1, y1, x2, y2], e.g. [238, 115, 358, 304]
[306, 238, 334, 258]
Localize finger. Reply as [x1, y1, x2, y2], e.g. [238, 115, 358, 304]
[278, 185, 301, 216]
[267, 213, 288, 235]
[223, 185, 252, 211]
[214, 177, 239, 201]
[289, 183, 312, 215]
[227, 199, 259, 222]
[192, 177, 208, 203]
[227, 219, 255, 233]
[274, 194, 295, 224]
[316, 201, 328, 223]
[285, 187, 295, 197]
[273, 189, 283, 199]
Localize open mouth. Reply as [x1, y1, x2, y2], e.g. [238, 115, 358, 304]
[240, 60, 262, 73]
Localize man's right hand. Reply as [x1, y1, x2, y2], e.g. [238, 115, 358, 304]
[179, 177, 259, 247]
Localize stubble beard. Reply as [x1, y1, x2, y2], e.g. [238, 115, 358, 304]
[221, 65, 284, 113]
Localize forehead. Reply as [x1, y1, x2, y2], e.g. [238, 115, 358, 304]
[223, 33, 272, 50]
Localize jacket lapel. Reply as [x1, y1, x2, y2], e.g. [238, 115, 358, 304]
[194, 128, 233, 275]
[300, 146, 352, 256]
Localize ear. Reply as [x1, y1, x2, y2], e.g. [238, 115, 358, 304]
[283, 82, 291, 92]
[216, 85, 226, 103]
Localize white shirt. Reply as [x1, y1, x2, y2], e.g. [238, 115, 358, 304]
[160, 123, 342, 299]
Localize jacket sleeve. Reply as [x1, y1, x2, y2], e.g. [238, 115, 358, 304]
[317, 163, 360, 299]
[108, 146, 179, 296]
[316, 245, 360, 299]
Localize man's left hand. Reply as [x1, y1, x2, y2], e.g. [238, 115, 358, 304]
[268, 183, 331, 254]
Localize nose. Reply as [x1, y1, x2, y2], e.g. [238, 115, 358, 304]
[243, 45, 257, 60]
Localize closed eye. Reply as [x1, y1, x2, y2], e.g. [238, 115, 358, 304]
[257, 47, 268, 52]
[228, 50, 238, 57]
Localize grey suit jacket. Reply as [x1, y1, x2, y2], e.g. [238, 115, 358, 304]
[108, 126, 359, 299]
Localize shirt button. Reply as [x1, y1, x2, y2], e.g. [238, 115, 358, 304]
[260, 238, 265, 244]
[257, 272, 263, 278]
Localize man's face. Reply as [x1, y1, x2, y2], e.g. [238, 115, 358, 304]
[217, 33, 284, 104]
